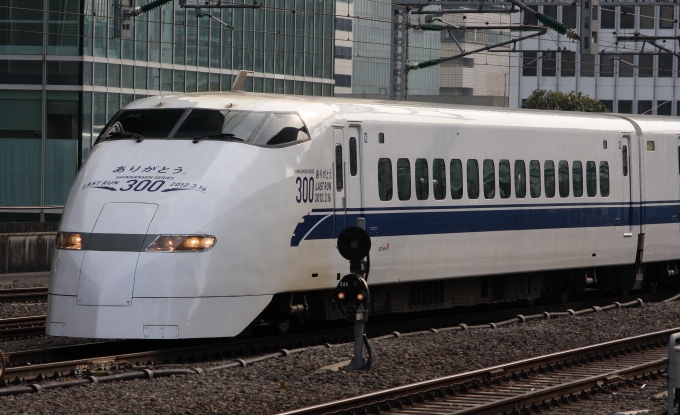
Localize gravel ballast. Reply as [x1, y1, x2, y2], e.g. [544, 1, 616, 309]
[2, 300, 680, 414]
[0, 303, 46, 320]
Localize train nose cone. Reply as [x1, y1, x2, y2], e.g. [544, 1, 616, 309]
[76, 203, 158, 306]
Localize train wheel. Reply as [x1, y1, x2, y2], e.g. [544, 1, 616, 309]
[555, 288, 569, 304]
[270, 316, 291, 336]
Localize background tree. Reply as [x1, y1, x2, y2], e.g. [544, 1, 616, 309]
[522, 89, 609, 112]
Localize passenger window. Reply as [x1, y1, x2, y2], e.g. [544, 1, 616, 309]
[483, 159, 495, 199]
[415, 158, 429, 200]
[558, 160, 569, 197]
[572, 161, 583, 197]
[397, 158, 411, 200]
[433, 159, 446, 200]
[622, 145, 628, 176]
[499, 159, 511, 198]
[544, 161, 555, 198]
[335, 144, 343, 191]
[586, 161, 597, 197]
[349, 137, 357, 176]
[514, 160, 526, 198]
[529, 160, 541, 198]
[252, 113, 310, 146]
[467, 159, 479, 199]
[600, 161, 610, 197]
[450, 159, 463, 199]
[378, 158, 392, 201]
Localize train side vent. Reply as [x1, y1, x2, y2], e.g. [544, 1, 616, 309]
[409, 281, 445, 308]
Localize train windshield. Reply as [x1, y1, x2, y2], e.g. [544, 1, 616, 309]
[174, 109, 266, 142]
[97, 108, 310, 147]
[97, 109, 186, 142]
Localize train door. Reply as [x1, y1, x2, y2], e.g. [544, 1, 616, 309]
[621, 135, 633, 236]
[333, 128, 347, 235]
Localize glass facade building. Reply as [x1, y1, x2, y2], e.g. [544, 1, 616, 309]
[0, 0, 334, 220]
[334, 0, 440, 97]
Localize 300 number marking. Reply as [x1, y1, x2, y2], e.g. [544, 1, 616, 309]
[119, 179, 165, 192]
[296, 177, 315, 203]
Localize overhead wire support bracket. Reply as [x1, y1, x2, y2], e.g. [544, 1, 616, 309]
[408, 29, 547, 70]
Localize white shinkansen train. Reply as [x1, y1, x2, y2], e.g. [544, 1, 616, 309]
[47, 90, 680, 339]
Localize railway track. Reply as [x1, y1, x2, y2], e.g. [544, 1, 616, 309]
[0, 316, 45, 340]
[279, 329, 672, 415]
[0, 292, 673, 392]
[0, 300, 668, 384]
[0, 287, 47, 304]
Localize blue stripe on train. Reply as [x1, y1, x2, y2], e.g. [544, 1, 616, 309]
[289, 203, 680, 246]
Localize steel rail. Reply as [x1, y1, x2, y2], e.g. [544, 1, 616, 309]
[0, 287, 48, 304]
[0, 315, 46, 340]
[276, 327, 676, 415]
[0, 292, 672, 387]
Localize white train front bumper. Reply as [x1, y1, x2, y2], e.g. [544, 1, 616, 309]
[46, 294, 272, 339]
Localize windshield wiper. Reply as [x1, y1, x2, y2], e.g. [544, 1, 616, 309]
[193, 133, 245, 143]
[104, 131, 144, 143]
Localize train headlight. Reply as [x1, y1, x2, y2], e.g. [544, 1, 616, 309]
[145, 235, 216, 252]
[55, 232, 83, 250]
[337, 292, 346, 300]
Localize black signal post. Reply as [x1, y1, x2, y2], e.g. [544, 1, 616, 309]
[334, 225, 372, 370]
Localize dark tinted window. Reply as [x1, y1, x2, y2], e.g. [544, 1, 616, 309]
[483, 159, 495, 199]
[349, 136, 357, 176]
[99, 109, 185, 141]
[601, 6, 615, 28]
[573, 161, 583, 197]
[660, 5, 674, 28]
[335, 145, 343, 191]
[523, 52, 537, 76]
[558, 160, 570, 197]
[561, 52, 575, 77]
[467, 159, 479, 199]
[378, 158, 392, 201]
[581, 54, 595, 77]
[499, 160, 511, 198]
[433, 159, 446, 200]
[415, 158, 429, 200]
[515, 160, 526, 198]
[397, 158, 411, 200]
[640, 5, 654, 29]
[174, 109, 266, 140]
[545, 160, 555, 198]
[622, 144, 628, 176]
[252, 113, 310, 146]
[620, 6, 634, 28]
[530, 160, 541, 198]
[586, 161, 597, 197]
[450, 159, 463, 199]
[562, 5, 577, 27]
[600, 161, 610, 197]
[639, 55, 653, 77]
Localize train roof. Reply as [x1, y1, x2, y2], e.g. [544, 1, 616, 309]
[127, 92, 680, 136]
